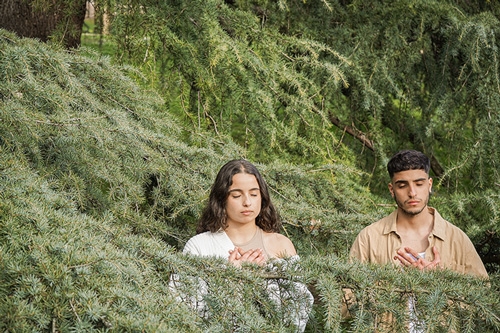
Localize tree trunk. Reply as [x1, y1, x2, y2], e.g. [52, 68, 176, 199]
[0, 0, 87, 49]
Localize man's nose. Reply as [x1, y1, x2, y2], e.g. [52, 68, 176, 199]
[408, 185, 417, 197]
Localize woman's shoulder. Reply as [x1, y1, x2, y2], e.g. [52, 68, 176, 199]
[183, 230, 231, 256]
[262, 231, 297, 258]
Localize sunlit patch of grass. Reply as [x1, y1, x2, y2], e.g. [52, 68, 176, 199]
[83, 18, 95, 34]
[80, 18, 116, 57]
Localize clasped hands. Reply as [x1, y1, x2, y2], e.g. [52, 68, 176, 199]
[394, 246, 441, 271]
[228, 246, 266, 267]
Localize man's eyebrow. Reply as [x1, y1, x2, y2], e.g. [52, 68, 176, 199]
[394, 178, 427, 184]
[413, 178, 428, 182]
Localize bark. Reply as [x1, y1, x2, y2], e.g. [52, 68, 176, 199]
[329, 113, 374, 151]
[0, 0, 87, 49]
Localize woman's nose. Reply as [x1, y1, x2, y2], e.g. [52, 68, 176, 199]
[242, 195, 252, 206]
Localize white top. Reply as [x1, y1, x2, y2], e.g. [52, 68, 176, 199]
[174, 229, 312, 332]
[183, 230, 234, 259]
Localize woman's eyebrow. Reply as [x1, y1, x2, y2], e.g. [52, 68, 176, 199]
[228, 188, 260, 193]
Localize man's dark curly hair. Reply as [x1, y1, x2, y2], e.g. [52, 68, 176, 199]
[196, 159, 281, 234]
[387, 149, 431, 179]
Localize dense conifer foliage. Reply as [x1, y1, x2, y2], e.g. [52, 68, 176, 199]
[0, 28, 499, 332]
[101, 0, 500, 272]
[2, 0, 500, 331]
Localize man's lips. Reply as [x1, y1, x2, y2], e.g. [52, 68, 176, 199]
[406, 200, 420, 205]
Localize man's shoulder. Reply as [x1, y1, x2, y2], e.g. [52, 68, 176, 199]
[431, 208, 476, 243]
[358, 210, 396, 233]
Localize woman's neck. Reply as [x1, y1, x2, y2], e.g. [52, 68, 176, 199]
[225, 223, 258, 245]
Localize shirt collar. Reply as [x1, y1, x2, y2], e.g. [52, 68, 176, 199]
[429, 207, 446, 240]
[382, 207, 446, 240]
[382, 210, 398, 235]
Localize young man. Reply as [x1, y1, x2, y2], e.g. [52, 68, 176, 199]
[350, 149, 487, 278]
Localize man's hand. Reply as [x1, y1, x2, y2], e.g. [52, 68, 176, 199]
[394, 246, 441, 270]
[228, 247, 266, 267]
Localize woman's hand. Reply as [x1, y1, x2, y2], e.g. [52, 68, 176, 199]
[228, 247, 266, 267]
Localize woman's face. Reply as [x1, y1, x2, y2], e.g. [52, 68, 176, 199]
[225, 173, 262, 227]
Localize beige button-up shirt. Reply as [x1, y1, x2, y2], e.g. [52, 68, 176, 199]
[349, 207, 488, 278]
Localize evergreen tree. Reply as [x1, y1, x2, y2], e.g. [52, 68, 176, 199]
[1, 28, 499, 332]
[99, 0, 500, 271]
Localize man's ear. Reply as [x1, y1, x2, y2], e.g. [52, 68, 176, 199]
[388, 182, 394, 197]
[428, 177, 433, 193]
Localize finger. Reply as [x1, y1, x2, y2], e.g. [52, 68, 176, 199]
[228, 248, 239, 262]
[231, 246, 245, 259]
[237, 248, 258, 258]
[242, 249, 261, 263]
[432, 246, 441, 263]
[403, 247, 422, 261]
[250, 252, 266, 266]
[394, 255, 405, 266]
[394, 254, 411, 266]
[397, 250, 417, 264]
[254, 253, 266, 265]
[239, 249, 257, 261]
[237, 247, 247, 256]
[247, 249, 263, 262]
[405, 247, 426, 268]
[428, 246, 441, 269]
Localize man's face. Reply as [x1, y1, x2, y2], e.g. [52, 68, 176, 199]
[388, 169, 432, 216]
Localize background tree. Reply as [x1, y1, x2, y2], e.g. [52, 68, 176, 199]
[0, 0, 87, 48]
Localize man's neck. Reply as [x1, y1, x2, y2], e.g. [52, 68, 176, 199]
[396, 206, 434, 233]
[396, 206, 434, 252]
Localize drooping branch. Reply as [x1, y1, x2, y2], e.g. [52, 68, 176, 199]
[329, 114, 374, 151]
[428, 155, 444, 178]
[329, 112, 446, 178]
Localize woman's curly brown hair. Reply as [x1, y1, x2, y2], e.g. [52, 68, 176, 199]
[196, 159, 281, 234]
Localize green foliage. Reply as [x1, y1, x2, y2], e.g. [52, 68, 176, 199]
[2, 0, 500, 330]
[94, 0, 500, 265]
[1, 27, 499, 332]
[0, 29, 375, 331]
[431, 190, 500, 273]
[101, 0, 352, 166]
[306, 256, 500, 332]
[0, 162, 202, 331]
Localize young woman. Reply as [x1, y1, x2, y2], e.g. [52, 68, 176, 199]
[174, 159, 312, 332]
[183, 159, 297, 266]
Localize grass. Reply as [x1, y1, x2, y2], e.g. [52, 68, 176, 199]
[81, 19, 117, 57]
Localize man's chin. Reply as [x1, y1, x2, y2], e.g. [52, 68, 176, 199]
[401, 207, 425, 216]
